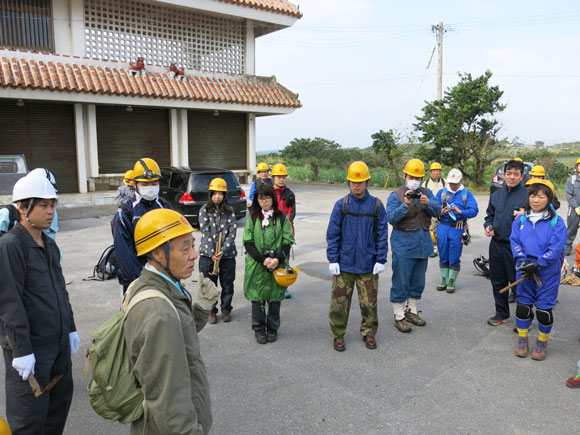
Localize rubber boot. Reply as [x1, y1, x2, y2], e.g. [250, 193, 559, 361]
[446, 269, 459, 293]
[437, 268, 449, 291]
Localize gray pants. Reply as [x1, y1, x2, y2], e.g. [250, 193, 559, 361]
[566, 207, 580, 251]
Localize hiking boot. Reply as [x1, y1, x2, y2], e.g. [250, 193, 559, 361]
[333, 337, 345, 352]
[566, 374, 580, 388]
[514, 337, 528, 358]
[405, 310, 426, 326]
[363, 335, 377, 349]
[487, 316, 510, 326]
[266, 329, 278, 343]
[429, 252, 438, 258]
[394, 317, 412, 333]
[531, 340, 547, 361]
[437, 268, 449, 291]
[284, 290, 292, 299]
[222, 312, 232, 323]
[208, 312, 218, 324]
[255, 330, 267, 345]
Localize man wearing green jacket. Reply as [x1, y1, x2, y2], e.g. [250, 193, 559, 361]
[124, 209, 220, 435]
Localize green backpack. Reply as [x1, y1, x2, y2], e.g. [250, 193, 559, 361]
[85, 286, 179, 424]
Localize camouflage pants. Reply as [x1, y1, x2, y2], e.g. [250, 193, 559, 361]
[329, 272, 378, 339]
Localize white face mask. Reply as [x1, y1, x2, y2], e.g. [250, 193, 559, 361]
[406, 180, 421, 191]
[139, 185, 159, 201]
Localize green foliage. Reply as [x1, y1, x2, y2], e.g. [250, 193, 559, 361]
[371, 129, 405, 185]
[281, 137, 345, 181]
[414, 70, 506, 186]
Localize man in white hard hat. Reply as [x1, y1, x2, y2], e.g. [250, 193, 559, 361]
[27, 168, 60, 240]
[0, 175, 78, 433]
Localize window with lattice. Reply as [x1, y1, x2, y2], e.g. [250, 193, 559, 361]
[83, 0, 245, 74]
[0, 0, 54, 52]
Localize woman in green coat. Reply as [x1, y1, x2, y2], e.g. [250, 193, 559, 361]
[244, 184, 294, 344]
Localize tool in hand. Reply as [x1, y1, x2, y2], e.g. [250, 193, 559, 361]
[209, 232, 223, 276]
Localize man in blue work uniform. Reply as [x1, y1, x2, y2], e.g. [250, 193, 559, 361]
[386, 159, 441, 333]
[113, 158, 171, 294]
[484, 159, 527, 325]
[326, 161, 389, 351]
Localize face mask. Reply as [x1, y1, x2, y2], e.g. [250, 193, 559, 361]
[406, 180, 421, 191]
[139, 185, 159, 201]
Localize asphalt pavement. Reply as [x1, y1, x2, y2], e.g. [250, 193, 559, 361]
[1, 183, 580, 435]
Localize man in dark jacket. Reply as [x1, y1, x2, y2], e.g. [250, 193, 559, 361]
[0, 175, 78, 434]
[484, 159, 528, 325]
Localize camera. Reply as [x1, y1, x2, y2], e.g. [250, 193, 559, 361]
[442, 202, 448, 209]
[263, 250, 277, 272]
[405, 191, 421, 199]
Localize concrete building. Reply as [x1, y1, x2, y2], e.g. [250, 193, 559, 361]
[0, 0, 301, 192]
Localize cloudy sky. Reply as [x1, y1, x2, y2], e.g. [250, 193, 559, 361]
[254, 0, 580, 151]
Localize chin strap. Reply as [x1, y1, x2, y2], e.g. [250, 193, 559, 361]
[151, 242, 180, 284]
[23, 199, 42, 230]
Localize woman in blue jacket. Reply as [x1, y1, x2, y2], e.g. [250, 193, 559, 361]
[510, 180, 566, 361]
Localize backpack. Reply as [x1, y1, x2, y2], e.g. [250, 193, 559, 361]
[0, 204, 19, 235]
[85, 286, 180, 424]
[85, 245, 119, 281]
[341, 194, 382, 242]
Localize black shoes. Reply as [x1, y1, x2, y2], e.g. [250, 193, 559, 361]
[255, 330, 267, 344]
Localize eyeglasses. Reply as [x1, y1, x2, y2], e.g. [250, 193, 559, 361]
[258, 197, 272, 202]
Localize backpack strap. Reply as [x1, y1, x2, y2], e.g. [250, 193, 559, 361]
[461, 189, 467, 208]
[123, 289, 180, 321]
[340, 194, 381, 243]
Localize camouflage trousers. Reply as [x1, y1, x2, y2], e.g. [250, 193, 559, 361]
[329, 272, 378, 339]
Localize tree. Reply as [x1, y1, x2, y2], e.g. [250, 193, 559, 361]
[414, 70, 506, 186]
[281, 137, 342, 181]
[371, 129, 404, 185]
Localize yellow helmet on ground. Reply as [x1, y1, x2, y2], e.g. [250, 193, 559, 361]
[430, 162, 442, 171]
[273, 267, 300, 287]
[271, 164, 288, 176]
[133, 158, 161, 181]
[0, 417, 11, 435]
[256, 162, 269, 172]
[123, 170, 134, 185]
[530, 165, 546, 177]
[208, 177, 227, 192]
[135, 209, 196, 256]
[403, 159, 425, 177]
[525, 178, 555, 194]
[513, 157, 523, 162]
[346, 161, 371, 182]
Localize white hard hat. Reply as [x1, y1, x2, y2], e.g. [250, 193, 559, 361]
[13, 175, 58, 202]
[28, 168, 57, 190]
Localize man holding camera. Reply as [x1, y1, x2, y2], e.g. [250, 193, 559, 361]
[386, 159, 441, 332]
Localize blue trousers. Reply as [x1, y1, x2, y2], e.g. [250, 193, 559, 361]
[390, 253, 428, 303]
[437, 223, 464, 271]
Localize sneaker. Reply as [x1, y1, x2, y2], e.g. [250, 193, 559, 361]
[487, 316, 510, 326]
[531, 340, 547, 361]
[284, 290, 292, 299]
[566, 373, 580, 388]
[208, 312, 218, 324]
[405, 310, 426, 326]
[266, 329, 278, 342]
[394, 317, 412, 333]
[255, 330, 267, 345]
[429, 252, 438, 258]
[222, 312, 232, 323]
[514, 337, 528, 358]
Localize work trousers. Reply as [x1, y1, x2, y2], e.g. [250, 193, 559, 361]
[251, 301, 281, 332]
[566, 207, 580, 251]
[329, 272, 378, 339]
[489, 238, 516, 319]
[199, 255, 236, 314]
[437, 223, 465, 271]
[3, 341, 73, 435]
[390, 254, 428, 303]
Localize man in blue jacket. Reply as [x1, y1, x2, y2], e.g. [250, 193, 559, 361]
[484, 159, 527, 325]
[386, 159, 441, 332]
[326, 161, 389, 352]
[113, 158, 171, 294]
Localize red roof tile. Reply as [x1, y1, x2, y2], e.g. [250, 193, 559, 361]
[0, 51, 301, 109]
[218, 0, 302, 18]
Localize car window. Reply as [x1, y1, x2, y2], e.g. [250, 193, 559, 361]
[160, 169, 171, 187]
[170, 173, 185, 189]
[188, 172, 240, 192]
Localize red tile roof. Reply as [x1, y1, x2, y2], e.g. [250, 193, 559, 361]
[0, 51, 301, 109]
[219, 0, 302, 18]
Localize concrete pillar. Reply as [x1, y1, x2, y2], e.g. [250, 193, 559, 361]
[170, 109, 180, 167]
[245, 20, 255, 75]
[247, 113, 256, 175]
[70, 0, 86, 57]
[52, 0, 72, 55]
[73, 104, 88, 193]
[178, 109, 189, 166]
[85, 104, 99, 177]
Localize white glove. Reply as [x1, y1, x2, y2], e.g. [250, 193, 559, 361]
[329, 263, 340, 275]
[69, 331, 80, 355]
[373, 262, 385, 275]
[12, 353, 35, 381]
[195, 273, 220, 311]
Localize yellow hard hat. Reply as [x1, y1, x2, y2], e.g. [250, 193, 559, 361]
[576, 158, 580, 165]
[0, 417, 11, 435]
[525, 178, 555, 194]
[346, 161, 371, 182]
[513, 157, 523, 162]
[208, 177, 227, 192]
[529, 165, 545, 177]
[123, 170, 134, 185]
[403, 159, 425, 177]
[430, 162, 442, 171]
[133, 158, 161, 181]
[256, 162, 269, 172]
[271, 164, 288, 176]
[273, 266, 300, 287]
[134, 209, 196, 256]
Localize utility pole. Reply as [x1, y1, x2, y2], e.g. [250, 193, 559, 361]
[431, 22, 445, 100]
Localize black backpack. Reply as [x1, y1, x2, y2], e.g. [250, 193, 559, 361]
[85, 245, 119, 281]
